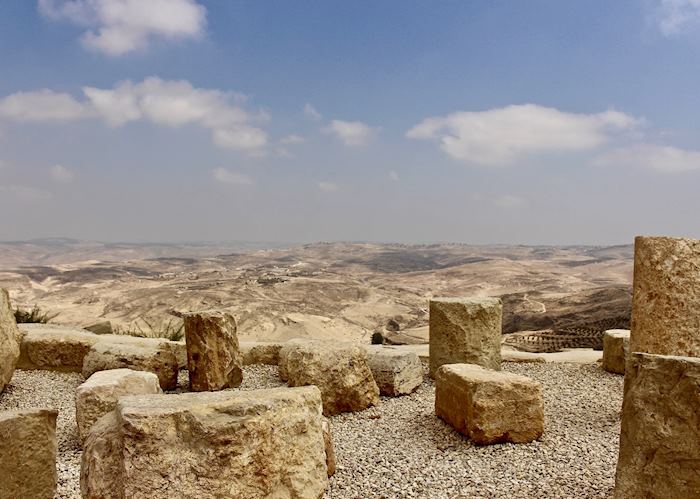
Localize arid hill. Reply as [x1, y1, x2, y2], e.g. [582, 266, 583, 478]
[0, 240, 633, 344]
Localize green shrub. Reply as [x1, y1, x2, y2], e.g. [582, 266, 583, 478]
[14, 305, 58, 324]
[116, 316, 184, 342]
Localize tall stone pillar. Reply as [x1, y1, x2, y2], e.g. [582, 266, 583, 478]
[631, 236, 700, 357]
[429, 297, 502, 376]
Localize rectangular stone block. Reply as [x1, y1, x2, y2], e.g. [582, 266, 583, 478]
[614, 352, 700, 498]
[0, 288, 20, 392]
[435, 363, 543, 445]
[0, 408, 58, 499]
[602, 329, 630, 375]
[81, 386, 329, 499]
[365, 345, 423, 396]
[429, 297, 502, 376]
[240, 341, 284, 366]
[631, 236, 700, 357]
[18, 324, 98, 372]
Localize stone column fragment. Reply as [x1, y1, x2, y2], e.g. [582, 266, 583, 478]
[429, 297, 502, 376]
[184, 311, 242, 391]
[0, 408, 58, 499]
[0, 288, 20, 392]
[602, 329, 630, 375]
[631, 236, 700, 357]
[614, 352, 700, 498]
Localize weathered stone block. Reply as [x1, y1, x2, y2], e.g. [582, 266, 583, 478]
[602, 329, 630, 375]
[0, 408, 58, 499]
[614, 352, 700, 498]
[240, 341, 284, 366]
[17, 324, 98, 372]
[365, 345, 423, 396]
[631, 236, 700, 357]
[82, 338, 179, 390]
[0, 289, 20, 392]
[75, 368, 162, 444]
[183, 311, 242, 391]
[429, 297, 502, 376]
[81, 386, 329, 499]
[284, 340, 380, 415]
[435, 363, 544, 445]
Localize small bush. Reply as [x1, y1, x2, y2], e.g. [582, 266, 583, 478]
[371, 331, 385, 345]
[14, 305, 58, 324]
[116, 316, 184, 342]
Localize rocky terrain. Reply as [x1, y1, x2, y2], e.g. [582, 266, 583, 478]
[0, 240, 633, 346]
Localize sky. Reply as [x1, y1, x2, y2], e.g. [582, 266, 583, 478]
[1, 0, 700, 245]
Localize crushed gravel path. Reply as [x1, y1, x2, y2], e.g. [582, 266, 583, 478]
[0, 362, 623, 499]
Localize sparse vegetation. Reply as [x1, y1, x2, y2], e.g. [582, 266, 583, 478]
[14, 305, 59, 324]
[116, 316, 184, 342]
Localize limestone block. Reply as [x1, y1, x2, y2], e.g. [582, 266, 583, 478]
[429, 297, 502, 376]
[365, 345, 423, 396]
[284, 341, 380, 416]
[435, 363, 544, 445]
[0, 289, 20, 392]
[631, 236, 700, 357]
[82, 338, 178, 390]
[75, 368, 162, 444]
[17, 324, 98, 372]
[0, 408, 58, 499]
[614, 352, 700, 498]
[278, 338, 311, 381]
[183, 311, 242, 391]
[602, 329, 630, 375]
[240, 341, 284, 366]
[81, 386, 329, 499]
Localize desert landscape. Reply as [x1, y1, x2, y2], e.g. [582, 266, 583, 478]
[0, 239, 633, 346]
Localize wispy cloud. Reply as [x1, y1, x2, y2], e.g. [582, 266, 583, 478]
[407, 104, 639, 167]
[212, 167, 253, 185]
[592, 143, 700, 172]
[323, 119, 376, 147]
[304, 103, 322, 121]
[655, 0, 700, 35]
[50, 164, 75, 183]
[280, 134, 305, 145]
[38, 0, 207, 56]
[0, 77, 268, 152]
[318, 181, 338, 192]
[0, 184, 52, 202]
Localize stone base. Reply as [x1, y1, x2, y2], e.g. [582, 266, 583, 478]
[435, 363, 544, 445]
[81, 386, 329, 498]
[0, 408, 58, 499]
[365, 345, 423, 396]
[614, 352, 700, 498]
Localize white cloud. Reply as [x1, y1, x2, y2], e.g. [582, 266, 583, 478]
[38, 0, 207, 56]
[280, 134, 305, 145]
[212, 168, 252, 185]
[50, 164, 75, 182]
[0, 89, 89, 122]
[407, 104, 639, 167]
[0, 77, 268, 152]
[323, 120, 375, 146]
[304, 103, 321, 121]
[656, 0, 700, 35]
[493, 194, 527, 208]
[389, 170, 399, 181]
[318, 181, 338, 192]
[592, 143, 700, 173]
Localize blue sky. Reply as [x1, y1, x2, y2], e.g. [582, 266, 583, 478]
[1, 0, 700, 244]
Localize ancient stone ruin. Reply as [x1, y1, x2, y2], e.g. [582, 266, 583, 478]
[614, 235, 700, 497]
[602, 329, 629, 375]
[429, 296, 502, 376]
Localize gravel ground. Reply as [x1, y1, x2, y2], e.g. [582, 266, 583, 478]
[0, 362, 623, 499]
